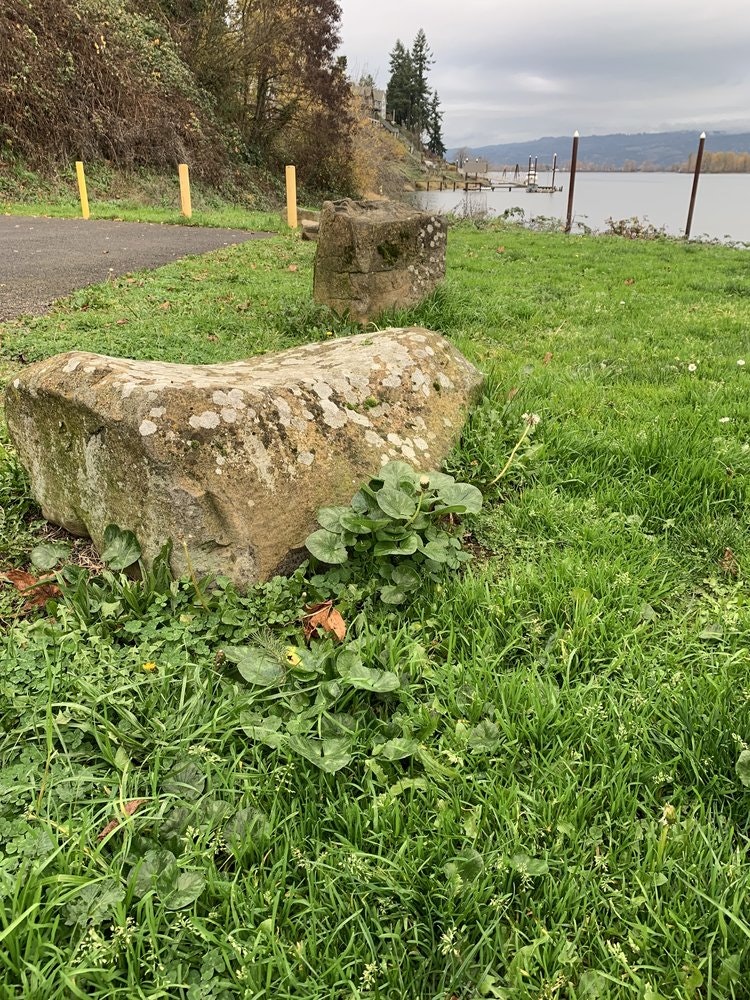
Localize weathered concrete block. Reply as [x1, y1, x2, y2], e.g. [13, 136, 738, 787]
[313, 198, 446, 322]
[5, 329, 483, 588]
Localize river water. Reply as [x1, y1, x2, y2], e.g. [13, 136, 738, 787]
[413, 171, 750, 244]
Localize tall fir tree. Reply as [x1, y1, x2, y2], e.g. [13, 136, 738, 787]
[426, 90, 445, 157]
[386, 29, 442, 147]
[385, 40, 413, 127]
[409, 28, 433, 135]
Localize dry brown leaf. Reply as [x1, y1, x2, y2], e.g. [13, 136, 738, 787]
[1, 569, 61, 612]
[507, 387, 519, 401]
[719, 547, 739, 577]
[302, 600, 347, 643]
[97, 799, 146, 841]
[542, 351, 553, 365]
[624, 277, 635, 285]
[158, 301, 171, 310]
[496, 245, 506, 254]
[116, 318, 128, 326]
[287, 264, 298, 272]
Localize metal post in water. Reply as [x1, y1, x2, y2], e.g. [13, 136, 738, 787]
[564, 131, 579, 233]
[685, 132, 706, 240]
[551, 153, 557, 190]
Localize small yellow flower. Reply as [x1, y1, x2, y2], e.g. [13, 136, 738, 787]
[142, 661, 157, 672]
[284, 647, 301, 667]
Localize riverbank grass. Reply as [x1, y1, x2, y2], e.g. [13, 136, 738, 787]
[1, 225, 750, 998]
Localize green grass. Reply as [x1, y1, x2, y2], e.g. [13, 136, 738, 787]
[1, 160, 287, 232]
[2, 222, 750, 998]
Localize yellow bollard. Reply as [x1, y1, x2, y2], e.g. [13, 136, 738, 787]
[75, 161, 90, 220]
[285, 165, 298, 228]
[178, 163, 192, 218]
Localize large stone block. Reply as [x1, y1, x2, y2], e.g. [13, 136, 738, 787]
[313, 199, 446, 322]
[5, 329, 483, 587]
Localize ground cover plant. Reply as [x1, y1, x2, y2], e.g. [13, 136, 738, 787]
[1, 222, 750, 998]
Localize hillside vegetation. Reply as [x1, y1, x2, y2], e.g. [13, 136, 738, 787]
[0, 0, 355, 195]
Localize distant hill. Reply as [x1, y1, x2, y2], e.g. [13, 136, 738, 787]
[448, 131, 750, 170]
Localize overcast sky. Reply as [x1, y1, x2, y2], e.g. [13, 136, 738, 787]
[339, 0, 750, 148]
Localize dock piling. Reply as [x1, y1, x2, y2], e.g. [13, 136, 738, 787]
[684, 132, 706, 240]
[565, 131, 579, 234]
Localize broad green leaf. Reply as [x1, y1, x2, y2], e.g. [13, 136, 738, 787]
[131, 849, 177, 899]
[287, 735, 353, 773]
[223, 807, 271, 858]
[375, 486, 417, 520]
[468, 720, 501, 751]
[375, 737, 420, 760]
[316, 506, 349, 531]
[391, 563, 421, 590]
[64, 878, 125, 927]
[227, 646, 285, 687]
[379, 584, 407, 605]
[158, 870, 206, 910]
[341, 661, 400, 693]
[162, 762, 205, 800]
[305, 528, 349, 564]
[509, 853, 549, 876]
[718, 953, 742, 986]
[444, 846, 485, 883]
[320, 712, 358, 737]
[373, 534, 420, 557]
[338, 511, 389, 534]
[578, 971, 610, 998]
[736, 749, 750, 787]
[350, 490, 380, 515]
[378, 461, 420, 488]
[241, 713, 286, 749]
[434, 482, 483, 514]
[101, 524, 141, 570]
[422, 539, 452, 563]
[31, 541, 71, 571]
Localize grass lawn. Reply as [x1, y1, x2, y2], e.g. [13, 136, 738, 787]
[1, 222, 750, 999]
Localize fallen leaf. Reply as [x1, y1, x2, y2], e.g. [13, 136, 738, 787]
[507, 387, 518, 401]
[302, 600, 347, 643]
[158, 301, 171, 310]
[542, 351, 553, 365]
[1, 569, 61, 612]
[624, 277, 635, 285]
[496, 245, 506, 253]
[287, 264, 298, 272]
[116, 318, 128, 325]
[97, 799, 146, 841]
[720, 547, 739, 577]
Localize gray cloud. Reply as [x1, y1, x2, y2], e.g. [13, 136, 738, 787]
[339, 0, 750, 145]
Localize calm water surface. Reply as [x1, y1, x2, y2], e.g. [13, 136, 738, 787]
[414, 172, 750, 243]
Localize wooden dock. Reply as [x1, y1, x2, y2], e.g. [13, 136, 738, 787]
[425, 178, 562, 194]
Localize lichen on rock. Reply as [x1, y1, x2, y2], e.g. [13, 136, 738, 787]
[4, 328, 484, 588]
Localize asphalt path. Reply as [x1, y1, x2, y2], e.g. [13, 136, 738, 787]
[0, 215, 273, 321]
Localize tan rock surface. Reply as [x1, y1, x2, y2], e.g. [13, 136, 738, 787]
[313, 199, 446, 322]
[5, 329, 483, 586]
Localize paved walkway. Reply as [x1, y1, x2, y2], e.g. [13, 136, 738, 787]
[0, 215, 272, 321]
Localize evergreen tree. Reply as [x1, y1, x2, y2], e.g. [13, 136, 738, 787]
[386, 40, 413, 127]
[409, 29, 433, 135]
[426, 91, 445, 157]
[385, 29, 442, 145]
